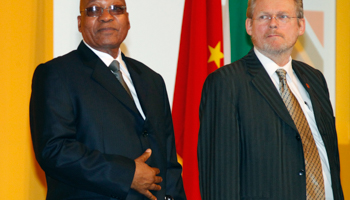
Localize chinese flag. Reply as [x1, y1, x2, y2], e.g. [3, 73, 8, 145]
[172, 0, 224, 199]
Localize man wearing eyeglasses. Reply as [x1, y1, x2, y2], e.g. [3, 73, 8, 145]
[198, 0, 343, 199]
[30, 0, 186, 200]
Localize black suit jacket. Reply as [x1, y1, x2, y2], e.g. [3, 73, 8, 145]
[30, 42, 186, 200]
[198, 50, 343, 200]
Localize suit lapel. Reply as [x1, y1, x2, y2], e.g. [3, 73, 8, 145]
[77, 42, 140, 116]
[292, 62, 326, 135]
[245, 50, 298, 131]
[123, 54, 149, 118]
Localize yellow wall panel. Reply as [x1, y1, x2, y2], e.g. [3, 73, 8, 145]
[336, 0, 350, 199]
[0, 1, 52, 199]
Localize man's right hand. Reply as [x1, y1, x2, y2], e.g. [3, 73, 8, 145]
[131, 149, 162, 200]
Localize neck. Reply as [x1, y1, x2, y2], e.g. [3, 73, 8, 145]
[88, 44, 120, 59]
[99, 48, 120, 59]
[257, 48, 292, 67]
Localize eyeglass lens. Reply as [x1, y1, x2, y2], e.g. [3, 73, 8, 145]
[85, 5, 126, 17]
[256, 15, 297, 24]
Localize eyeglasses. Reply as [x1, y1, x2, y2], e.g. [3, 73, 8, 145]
[81, 5, 127, 17]
[251, 15, 299, 24]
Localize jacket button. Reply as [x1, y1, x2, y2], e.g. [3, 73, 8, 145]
[143, 131, 148, 136]
[298, 170, 305, 176]
[296, 135, 301, 141]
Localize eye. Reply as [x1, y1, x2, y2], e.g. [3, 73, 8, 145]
[279, 15, 289, 19]
[86, 6, 98, 12]
[258, 15, 270, 20]
[109, 5, 126, 15]
[85, 6, 102, 17]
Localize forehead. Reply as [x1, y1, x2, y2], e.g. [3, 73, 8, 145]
[80, 0, 126, 7]
[253, 0, 296, 14]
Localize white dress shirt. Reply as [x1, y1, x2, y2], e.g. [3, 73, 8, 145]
[84, 41, 146, 120]
[254, 48, 333, 199]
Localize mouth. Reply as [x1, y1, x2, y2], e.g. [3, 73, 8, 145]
[98, 27, 118, 33]
[266, 33, 282, 38]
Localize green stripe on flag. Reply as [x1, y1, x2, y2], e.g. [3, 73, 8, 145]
[229, 0, 253, 62]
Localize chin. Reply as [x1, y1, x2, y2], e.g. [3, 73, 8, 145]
[262, 42, 292, 54]
[99, 40, 120, 47]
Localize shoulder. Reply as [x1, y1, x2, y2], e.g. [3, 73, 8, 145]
[292, 60, 326, 84]
[202, 57, 249, 100]
[32, 50, 83, 86]
[207, 49, 259, 81]
[46, 50, 81, 67]
[292, 60, 331, 99]
[205, 56, 249, 85]
[35, 50, 81, 73]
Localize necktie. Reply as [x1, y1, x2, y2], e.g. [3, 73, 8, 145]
[276, 69, 325, 199]
[109, 60, 133, 99]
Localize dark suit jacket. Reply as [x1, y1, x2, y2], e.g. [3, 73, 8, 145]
[198, 50, 343, 200]
[30, 42, 186, 200]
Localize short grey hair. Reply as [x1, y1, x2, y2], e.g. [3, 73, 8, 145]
[246, 0, 304, 19]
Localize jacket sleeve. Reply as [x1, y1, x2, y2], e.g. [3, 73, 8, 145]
[198, 70, 241, 200]
[30, 63, 135, 199]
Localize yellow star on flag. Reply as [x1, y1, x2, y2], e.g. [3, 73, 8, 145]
[208, 41, 224, 68]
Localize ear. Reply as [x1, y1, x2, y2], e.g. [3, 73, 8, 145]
[298, 18, 306, 36]
[126, 12, 131, 30]
[246, 18, 253, 36]
[78, 15, 82, 33]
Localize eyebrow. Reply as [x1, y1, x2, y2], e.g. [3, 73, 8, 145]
[85, 0, 125, 7]
[257, 11, 290, 15]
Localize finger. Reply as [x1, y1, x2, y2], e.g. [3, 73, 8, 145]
[144, 190, 157, 200]
[152, 167, 160, 175]
[135, 149, 152, 163]
[149, 183, 162, 191]
[154, 176, 163, 184]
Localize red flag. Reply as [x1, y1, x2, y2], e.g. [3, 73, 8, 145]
[172, 0, 224, 199]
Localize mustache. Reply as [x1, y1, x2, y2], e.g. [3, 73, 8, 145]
[265, 31, 283, 38]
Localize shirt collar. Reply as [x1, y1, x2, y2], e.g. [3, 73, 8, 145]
[83, 40, 123, 67]
[254, 47, 294, 78]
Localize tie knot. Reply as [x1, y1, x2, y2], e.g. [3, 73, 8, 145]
[109, 60, 120, 73]
[276, 69, 287, 81]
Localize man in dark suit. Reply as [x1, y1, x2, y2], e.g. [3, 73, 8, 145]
[30, 0, 186, 199]
[198, 0, 343, 199]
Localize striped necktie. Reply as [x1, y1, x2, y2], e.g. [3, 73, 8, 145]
[276, 69, 325, 199]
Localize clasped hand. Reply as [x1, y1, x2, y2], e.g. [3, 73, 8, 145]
[131, 149, 162, 200]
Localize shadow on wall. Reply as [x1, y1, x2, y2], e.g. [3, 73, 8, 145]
[339, 144, 350, 199]
[121, 43, 130, 57]
[291, 33, 324, 72]
[30, 140, 47, 197]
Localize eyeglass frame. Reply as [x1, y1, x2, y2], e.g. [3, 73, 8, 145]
[80, 5, 127, 17]
[250, 15, 300, 24]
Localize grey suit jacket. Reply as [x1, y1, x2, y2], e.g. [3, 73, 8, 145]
[198, 49, 343, 200]
[30, 42, 186, 200]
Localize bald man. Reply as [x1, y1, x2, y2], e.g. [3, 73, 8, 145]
[30, 0, 186, 199]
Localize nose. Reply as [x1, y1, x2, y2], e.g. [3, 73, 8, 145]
[99, 8, 114, 22]
[269, 16, 278, 28]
